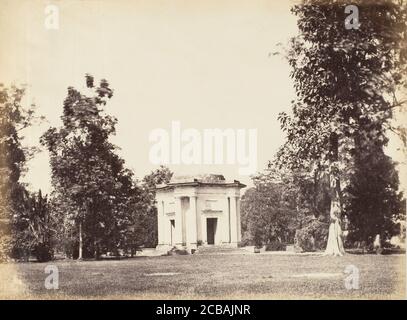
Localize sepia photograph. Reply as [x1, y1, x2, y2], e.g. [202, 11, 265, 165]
[0, 0, 406, 302]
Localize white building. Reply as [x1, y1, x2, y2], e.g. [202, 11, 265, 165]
[155, 174, 246, 251]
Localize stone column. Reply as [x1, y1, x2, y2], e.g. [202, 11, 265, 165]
[230, 196, 238, 245]
[196, 197, 202, 244]
[174, 196, 184, 246]
[236, 198, 242, 242]
[186, 196, 198, 248]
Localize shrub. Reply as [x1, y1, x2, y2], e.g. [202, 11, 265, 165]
[295, 219, 328, 252]
[265, 241, 286, 251]
[295, 229, 315, 252]
[34, 243, 54, 262]
[61, 237, 77, 259]
[167, 247, 189, 255]
[0, 235, 13, 263]
[239, 234, 252, 247]
[253, 231, 263, 248]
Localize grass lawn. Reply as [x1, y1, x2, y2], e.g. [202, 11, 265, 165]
[0, 253, 405, 299]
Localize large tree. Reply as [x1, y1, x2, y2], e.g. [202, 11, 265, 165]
[0, 84, 38, 261]
[345, 146, 404, 246]
[277, 0, 407, 255]
[240, 172, 298, 248]
[241, 167, 331, 251]
[41, 75, 138, 259]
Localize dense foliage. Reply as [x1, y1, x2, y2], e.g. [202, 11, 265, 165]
[276, 0, 407, 250]
[0, 84, 42, 261]
[41, 75, 143, 259]
[138, 166, 173, 247]
[241, 168, 331, 251]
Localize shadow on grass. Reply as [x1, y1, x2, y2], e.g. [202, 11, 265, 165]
[345, 248, 406, 255]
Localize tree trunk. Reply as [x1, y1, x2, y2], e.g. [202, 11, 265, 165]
[94, 240, 100, 260]
[78, 221, 83, 260]
[325, 133, 345, 256]
[324, 176, 345, 256]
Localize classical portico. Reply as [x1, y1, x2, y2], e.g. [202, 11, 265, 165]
[155, 174, 246, 251]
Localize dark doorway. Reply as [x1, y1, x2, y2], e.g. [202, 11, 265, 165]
[170, 219, 175, 246]
[206, 218, 217, 245]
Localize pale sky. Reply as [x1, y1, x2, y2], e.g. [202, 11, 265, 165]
[0, 0, 405, 194]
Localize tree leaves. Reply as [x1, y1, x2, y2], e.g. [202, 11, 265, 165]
[41, 75, 140, 257]
[278, 0, 406, 178]
[275, 0, 406, 247]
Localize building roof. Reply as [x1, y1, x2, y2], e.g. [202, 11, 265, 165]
[156, 174, 246, 190]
